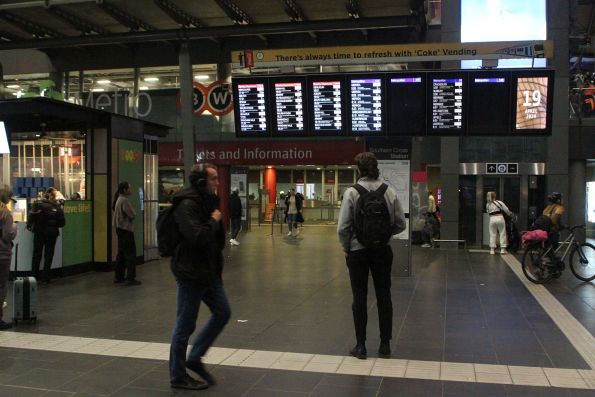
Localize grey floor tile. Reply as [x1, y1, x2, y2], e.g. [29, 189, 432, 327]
[505, 384, 573, 396]
[253, 370, 323, 393]
[377, 378, 442, 397]
[6, 368, 83, 390]
[0, 385, 47, 397]
[109, 387, 178, 397]
[39, 392, 75, 397]
[310, 383, 378, 397]
[318, 373, 382, 389]
[243, 389, 309, 397]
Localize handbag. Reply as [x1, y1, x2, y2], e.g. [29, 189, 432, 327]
[296, 212, 304, 223]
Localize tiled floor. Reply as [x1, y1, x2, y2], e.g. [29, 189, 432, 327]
[0, 226, 594, 396]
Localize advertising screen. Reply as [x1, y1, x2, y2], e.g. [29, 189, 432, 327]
[428, 74, 465, 134]
[272, 78, 307, 135]
[233, 79, 269, 136]
[348, 76, 383, 134]
[310, 76, 344, 134]
[0, 122, 9, 153]
[468, 73, 511, 135]
[514, 76, 549, 130]
[386, 76, 425, 136]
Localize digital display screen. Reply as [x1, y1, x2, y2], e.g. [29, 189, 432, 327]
[274, 81, 305, 132]
[468, 75, 510, 135]
[235, 82, 268, 134]
[430, 77, 464, 131]
[0, 122, 10, 154]
[312, 80, 343, 133]
[350, 77, 383, 133]
[387, 76, 425, 136]
[515, 77, 548, 130]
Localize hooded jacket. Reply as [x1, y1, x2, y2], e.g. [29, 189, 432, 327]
[170, 186, 226, 285]
[0, 207, 16, 262]
[27, 199, 65, 237]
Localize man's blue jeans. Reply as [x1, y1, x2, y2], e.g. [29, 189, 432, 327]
[169, 278, 231, 383]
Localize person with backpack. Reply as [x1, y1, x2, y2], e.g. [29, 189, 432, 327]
[169, 163, 230, 391]
[337, 152, 406, 360]
[28, 187, 65, 284]
[485, 191, 513, 255]
[542, 192, 566, 258]
[112, 181, 141, 286]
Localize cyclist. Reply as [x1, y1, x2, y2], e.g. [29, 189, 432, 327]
[542, 192, 566, 270]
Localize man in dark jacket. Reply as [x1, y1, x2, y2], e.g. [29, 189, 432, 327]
[228, 187, 242, 246]
[169, 163, 230, 391]
[28, 187, 65, 283]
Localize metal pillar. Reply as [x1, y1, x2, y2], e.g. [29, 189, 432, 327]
[179, 42, 195, 178]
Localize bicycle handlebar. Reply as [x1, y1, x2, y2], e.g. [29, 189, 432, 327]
[561, 224, 585, 233]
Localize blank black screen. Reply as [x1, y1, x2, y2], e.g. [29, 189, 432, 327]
[386, 76, 425, 136]
[468, 75, 510, 135]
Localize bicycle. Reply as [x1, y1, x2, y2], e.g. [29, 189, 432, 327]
[521, 225, 595, 284]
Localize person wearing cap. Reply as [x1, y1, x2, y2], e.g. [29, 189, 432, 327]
[28, 187, 65, 283]
[0, 186, 17, 330]
[228, 187, 242, 246]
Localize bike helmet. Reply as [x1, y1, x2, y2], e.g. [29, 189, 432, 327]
[547, 192, 562, 203]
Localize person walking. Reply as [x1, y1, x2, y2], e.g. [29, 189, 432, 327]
[112, 181, 141, 286]
[284, 187, 303, 237]
[0, 187, 17, 330]
[228, 187, 242, 246]
[169, 163, 231, 391]
[486, 191, 512, 255]
[338, 152, 406, 360]
[28, 187, 65, 283]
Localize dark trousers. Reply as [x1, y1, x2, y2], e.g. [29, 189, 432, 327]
[32, 233, 58, 281]
[169, 278, 231, 383]
[0, 259, 10, 321]
[115, 228, 136, 282]
[346, 245, 393, 344]
[230, 217, 241, 239]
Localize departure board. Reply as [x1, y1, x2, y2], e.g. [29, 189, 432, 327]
[349, 77, 383, 133]
[273, 81, 305, 133]
[387, 76, 425, 136]
[235, 81, 268, 134]
[312, 80, 343, 133]
[430, 76, 464, 132]
[468, 74, 510, 135]
[515, 76, 549, 130]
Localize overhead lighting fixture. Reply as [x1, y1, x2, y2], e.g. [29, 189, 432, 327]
[139, 86, 149, 90]
[143, 77, 159, 82]
[194, 75, 210, 80]
[97, 79, 111, 85]
[6, 84, 20, 89]
[91, 88, 105, 92]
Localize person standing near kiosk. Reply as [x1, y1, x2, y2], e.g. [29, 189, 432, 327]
[0, 186, 17, 330]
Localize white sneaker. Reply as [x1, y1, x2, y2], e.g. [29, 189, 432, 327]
[490, 249, 495, 255]
[2, 301, 6, 309]
[500, 249, 508, 254]
[295, 228, 300, 235]
[421, 243, 431, 248]
[287, 231, 292, 236]
[231, 239, 240, 246]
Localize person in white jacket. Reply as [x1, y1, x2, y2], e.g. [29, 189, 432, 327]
[486, 191, 512, 255]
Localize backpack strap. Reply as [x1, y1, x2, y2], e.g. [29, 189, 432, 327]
[375, 183, 388, 195]
[352, 183, 368, 196]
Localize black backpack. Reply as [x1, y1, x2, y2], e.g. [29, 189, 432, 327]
[156, 203, 182, 257]
[352, 183, 392, 249]
[531, 214, 553, 232]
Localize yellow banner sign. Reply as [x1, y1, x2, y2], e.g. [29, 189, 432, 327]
[231, 41, 552, 67]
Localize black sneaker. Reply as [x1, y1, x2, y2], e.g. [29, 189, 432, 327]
[378, 342, 391, 358]
[187, 360, 216, 385]
[349, 344, 367, 360]
[0, 321, 13, 331]
[170, 374, 208, 390]
[126, 280, 142, 286]
[114, 279, 125, 284]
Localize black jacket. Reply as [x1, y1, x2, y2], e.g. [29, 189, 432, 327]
[284, 192, 303, 214]
[229, 192, 242, 219]
[28, 199, 65, 237]
[170, 187, 226, 285]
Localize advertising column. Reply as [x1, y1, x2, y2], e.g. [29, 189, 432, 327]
[367, 138, 412, 277]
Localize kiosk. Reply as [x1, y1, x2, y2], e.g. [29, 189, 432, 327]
[0, 98, 170, 276]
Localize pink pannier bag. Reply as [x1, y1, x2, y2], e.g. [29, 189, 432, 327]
[521, 229, 549, 248]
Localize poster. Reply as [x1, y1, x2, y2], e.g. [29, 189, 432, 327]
[379, 160, 410, 213]
[230, 174, 247, 195]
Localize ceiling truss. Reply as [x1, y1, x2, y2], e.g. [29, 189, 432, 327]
[153, 0, 203, 28]
[47, 5, 106, 35]
[97, 1, 156, 32]
[0, 10, 64, 38]
[213, 0, 253, 25]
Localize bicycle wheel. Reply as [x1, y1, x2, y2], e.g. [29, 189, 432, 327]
[569, 243, 595, 282]
[521, 244, 553, 284]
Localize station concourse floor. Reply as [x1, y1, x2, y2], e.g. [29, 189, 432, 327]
[0, 225, 594, 396]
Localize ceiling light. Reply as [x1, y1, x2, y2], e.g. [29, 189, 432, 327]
[6, 84, 20, 89]
[91, 88, 105, 92]
[139, 86, 149, 90]
[97, 79, 111, 85]
[143, 77, 159, 82]
[194, 75, 210, 80]
[316, 167, 321, 170]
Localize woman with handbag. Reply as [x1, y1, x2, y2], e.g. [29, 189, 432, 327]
[486, 191, 512, 255]
[284, 187, 303, 237]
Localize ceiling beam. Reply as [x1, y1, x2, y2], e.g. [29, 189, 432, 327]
[0, 15, 418, 50]
[47, 5, 106, 35]
[153, 0, 203, 28]
[0, 11, 65, 38]
[280, 0, 305, 22]
[0, 29, 25, 41]
[0, 1, 96, 11]
[97, 1, 156, 31]
[213, 0, 253, 25]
